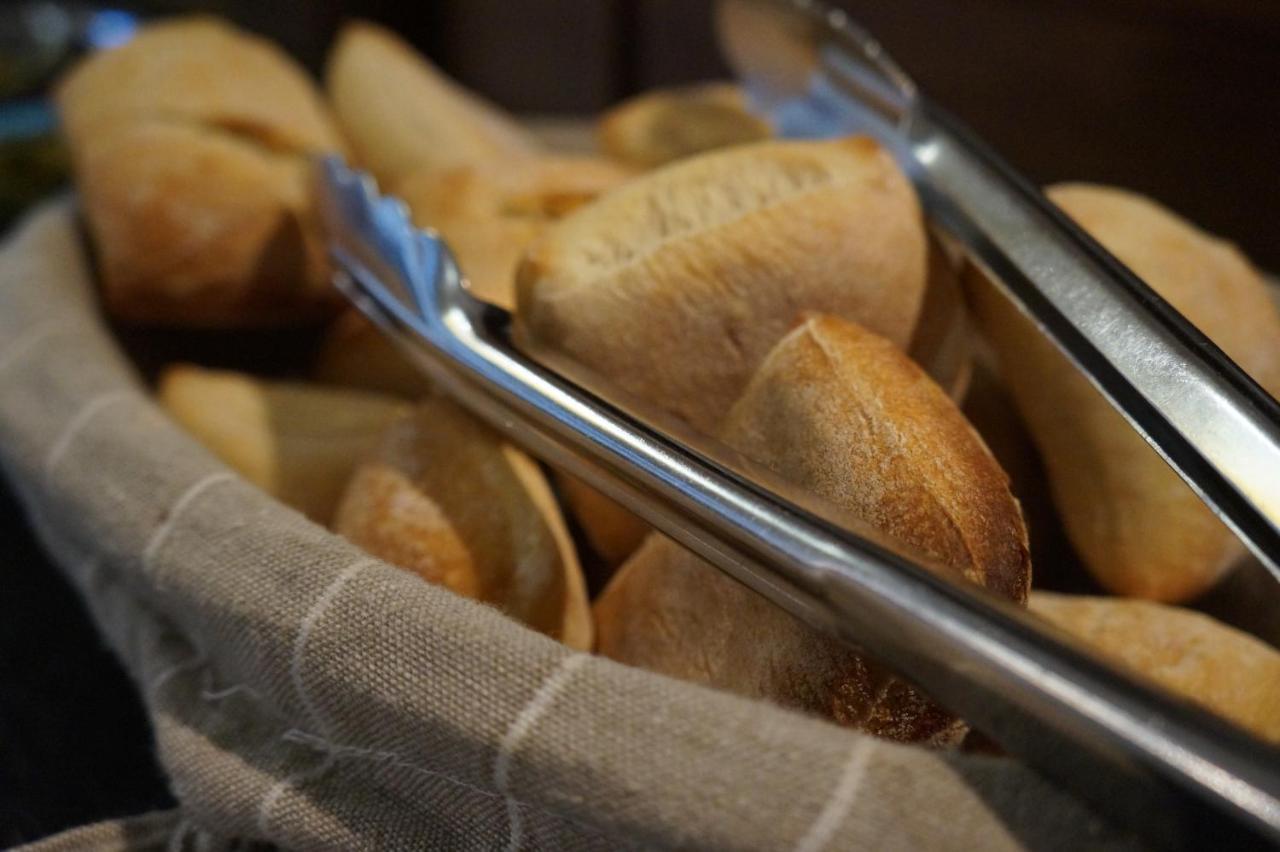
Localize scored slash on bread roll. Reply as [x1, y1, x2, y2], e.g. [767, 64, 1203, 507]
[516, 135, 929, 438]
[158, 365, 407, 525]
[325, 21, 539, 187]
[1031, 593, 1280, 743]
[333, 401, 592, 650]
[968, 184, 1280, 602]
[596, 315, 1031, 744]
[597, 82, 772, 169]
[56, 17, 345, 327]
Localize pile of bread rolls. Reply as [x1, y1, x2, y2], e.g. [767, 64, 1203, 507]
[56, 17, 1280, 746]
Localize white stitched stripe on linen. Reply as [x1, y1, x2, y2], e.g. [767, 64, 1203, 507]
[141, 472, 237, 574]
[792, 737, 876, 852]
[148, 653, 208, 703]
[494, 653, 588, 851]
[44, 389, 134, 477]
[258, 559, 372, 837]
[256, 751, 336, 837]
[290, 559, 373, 734]
[0, 318, 76, 376]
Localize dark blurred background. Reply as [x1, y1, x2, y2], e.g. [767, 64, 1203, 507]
[0, 0, 1276, 845]
[207, 0, 1279, 268]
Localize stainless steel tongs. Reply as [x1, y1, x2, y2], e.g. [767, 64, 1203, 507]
[314, 0, 1280, 845]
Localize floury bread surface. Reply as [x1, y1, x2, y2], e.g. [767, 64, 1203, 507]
[596, 316, 1031, 744]
[158, 365, 406, 525]
[56, 17, 345, 326]
[326, 21, 539, 186]
[516, 135, 928, 437]
[1031, 592, 1280, 743]
[334, 400, 592, 651]
[969, 184, 1280, 602]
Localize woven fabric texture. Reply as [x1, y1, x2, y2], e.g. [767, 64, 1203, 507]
[0, 202, 1137, 851]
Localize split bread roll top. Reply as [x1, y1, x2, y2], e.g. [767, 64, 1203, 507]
[969, 184, 1280, 602]
[334, 401, 592, 650]
[158, 365, 406, 525]
[57, 17, 345, 326]
[326, 21, 539, 187]
[596, 316, 1031, 744]
[597, 82, 772, 169]
[517, 135, 928, 437]
[1031, 593, 1280, 743]
[517, 135, 928, 567]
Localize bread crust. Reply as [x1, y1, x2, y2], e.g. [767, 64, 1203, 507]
[325, 21, 538, 186]
[57, 17, 345, 327]
[395, 156, 633, 309]
[334, 401, 592, 650]
[1031, 592, 1280, 743]
[968, 184, 1280, 601]
[517, 136, 928, 436]
[597, 82, 771, 168]
[157, 365, 406, 525]
[596, 316, 1031, 743]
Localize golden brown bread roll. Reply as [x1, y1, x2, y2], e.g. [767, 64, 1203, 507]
[334, 401, 592, 650]
[516, 135, 928, 437]
[57, 17, 344, 327]
[596, 315, 1031, 743]
[157, 365, 406, 525]
[325, 21, 539, 187]
[968, 184, 1280, 601]
[597, 82, 771, 168]
[314, 156, 631, 396]
[1031, 592, 1280, 743]
[395, 156, 633, 309]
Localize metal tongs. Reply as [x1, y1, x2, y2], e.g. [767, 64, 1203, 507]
[315, 0, 1280, 845]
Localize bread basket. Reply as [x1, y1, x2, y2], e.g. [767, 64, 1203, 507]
[4, 1, 1278, 849]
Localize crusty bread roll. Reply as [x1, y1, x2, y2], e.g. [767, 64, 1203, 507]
[57, 17, 344, 327]
[1031, 592, 1280, 743]
[597, 82, 771, 168]
[968, 184, 1280, 602]
[314, 156, 632, 397]
[158, 365, 406, 525]
[516, 136, 928, 437]
[326, 21, 539, 187]
[334, 401, 592, 650]
[395, 155, 633, 309]
[596, 315, 1031, 744]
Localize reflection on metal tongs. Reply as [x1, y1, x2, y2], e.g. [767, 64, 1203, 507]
[315, 0, 1280, 845]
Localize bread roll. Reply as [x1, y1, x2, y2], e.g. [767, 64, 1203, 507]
[334, 401, 592, 650]
[158, 365, 406, 525]
[315, 156, 631, 396]
[1031, 592, 1280, 743]
[57, 17, 344, 327]
[395, 155, 633, 309]
[326, 21, 538, 187]
[516, 136, 928, 436]
[598, 82, 771, 168]
[596, 316, 1031, 744]
[968, 184, 1280, 601]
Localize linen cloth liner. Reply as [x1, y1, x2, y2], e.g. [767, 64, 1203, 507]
[1, 201, 1137, 851]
